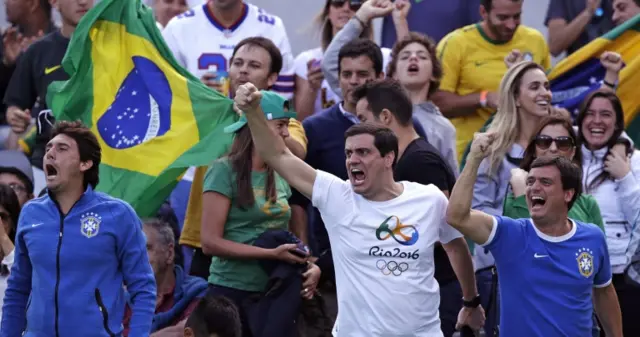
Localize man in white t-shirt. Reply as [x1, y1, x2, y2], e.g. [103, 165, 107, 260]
[232, 82, 485, 336]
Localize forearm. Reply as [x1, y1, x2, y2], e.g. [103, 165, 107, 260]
[285, 137, 306, 159]
[444, 238, 478, 299]
[321, 17, 364, 97]
[392, 15, 409, 42]
[447, 156, 482, 224]
[289, 205, 309, 245]
[294, 85, 319, 121]
[201, 236, 273, 260]
[594, 285, 623, 337]
[244, 106, 288, 163]
[431, 91, 483, 118]
[548, 12, 592, 56]
[600, 70, 620, 93]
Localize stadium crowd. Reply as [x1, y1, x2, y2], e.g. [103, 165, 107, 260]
[0, 0, 640, 336]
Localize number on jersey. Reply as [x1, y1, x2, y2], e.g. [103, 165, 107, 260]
[257, 8, 275, 25]
[176, 9, 195, 19]
[198, 53, 228, 72]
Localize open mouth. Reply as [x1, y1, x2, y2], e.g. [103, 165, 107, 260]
[407, 64, 419, 74]
[350, 168, 366, 184]
[589, 127, 605, 137]
[531, 196, 546, 208]
[45, 164, 58, 179]
[535, 99, 550, 108]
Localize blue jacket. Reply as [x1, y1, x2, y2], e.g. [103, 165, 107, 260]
[0, 187, 156, 337]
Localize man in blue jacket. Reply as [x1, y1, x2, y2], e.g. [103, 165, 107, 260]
[1, 121, 156, 337]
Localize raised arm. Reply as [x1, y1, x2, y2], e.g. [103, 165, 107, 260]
[235, 83, 317, 199]
[321, 0, 394, 96]
[599, 51, 623, 93]
[446, 132, 497, 244]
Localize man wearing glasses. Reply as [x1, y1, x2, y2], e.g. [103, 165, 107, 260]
[0, 151, 34, 206]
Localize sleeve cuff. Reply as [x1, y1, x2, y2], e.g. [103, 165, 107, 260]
[615, 170, 635, 185]
[479, 216, 499, 247]
[594, 278, 612, 288]
[2, 248, 15, 265]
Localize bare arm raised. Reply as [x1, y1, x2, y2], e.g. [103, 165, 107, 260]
[446, 132, 498, 245]
[235, 83, 317, 199]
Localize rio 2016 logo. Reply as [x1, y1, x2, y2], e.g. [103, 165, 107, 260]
[376, 215, 419, 246]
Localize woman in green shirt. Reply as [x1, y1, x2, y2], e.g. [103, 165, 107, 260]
[199, 91, 321, 335]
[503, 116, 605, 231]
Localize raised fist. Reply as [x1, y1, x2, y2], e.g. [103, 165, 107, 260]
[234, 82, 262, 113]
[469, 132, 497, 160]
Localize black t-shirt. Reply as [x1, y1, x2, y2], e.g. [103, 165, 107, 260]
[394, 138, 458, 285]
[4, 30, 70, 168]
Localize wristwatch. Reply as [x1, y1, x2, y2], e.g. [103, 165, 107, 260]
[463, 295, 481, 308]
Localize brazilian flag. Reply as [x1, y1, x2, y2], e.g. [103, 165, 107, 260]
[47, 0, 237, 216]
[460, 14, 640, 170]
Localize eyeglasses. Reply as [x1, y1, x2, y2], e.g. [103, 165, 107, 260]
[8, 183, 26, 196]
[534, 135, 574, 151]
[330, 0, 363, 11]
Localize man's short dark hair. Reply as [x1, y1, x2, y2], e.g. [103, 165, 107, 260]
[337, 38, 384, 75]
[50, 121, 101, 190]
[352, 79, 413, 127]
[386, 32, 442, 98]
[185, 294, 242, 337]
[530, 156, 582, 210]
[344, 123, 399, 168]
[481, 0, 521, 11]
[231, 37, 283, 76]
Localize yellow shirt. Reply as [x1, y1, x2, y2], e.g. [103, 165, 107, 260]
[179, 118, 307, 247]
[437, 23, 551, 161]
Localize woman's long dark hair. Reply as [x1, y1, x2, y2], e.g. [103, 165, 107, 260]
[576, 90, 626, 193]
[0, 183, 21, 243]
[520, 116, 582, 171]
[228, 126, 277, 209]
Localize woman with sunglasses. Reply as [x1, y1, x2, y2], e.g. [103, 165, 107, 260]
[293, 0, 407, 120]
[576, 90, 640, 337]
[0, 183, 20, 322]
[504, 116, 604, 236]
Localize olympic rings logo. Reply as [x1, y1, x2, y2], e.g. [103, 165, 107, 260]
[376, 259, 409, 276]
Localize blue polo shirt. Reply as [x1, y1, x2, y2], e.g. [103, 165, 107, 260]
[482, 216, 612, 336]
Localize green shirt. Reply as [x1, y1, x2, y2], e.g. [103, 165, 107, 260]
[503, 193, 605, 231]
[203, 157, 292, 291]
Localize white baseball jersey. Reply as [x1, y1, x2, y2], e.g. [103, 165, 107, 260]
[161, 2, 294, 98]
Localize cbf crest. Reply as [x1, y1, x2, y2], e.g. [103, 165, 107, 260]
[576, 247, 595, 278]
[81, 212, 102, 239]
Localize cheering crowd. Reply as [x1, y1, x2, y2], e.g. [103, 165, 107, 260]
[1, 0, 640, 336]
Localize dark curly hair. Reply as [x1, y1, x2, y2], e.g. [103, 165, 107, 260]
[386, 32, 442, 99]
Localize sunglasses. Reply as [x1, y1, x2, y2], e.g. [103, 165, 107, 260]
[330, 0, 363, 11]
[534, 135, 574, 151]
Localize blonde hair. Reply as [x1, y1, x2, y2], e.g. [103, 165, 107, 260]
[486, 61, 545, 175]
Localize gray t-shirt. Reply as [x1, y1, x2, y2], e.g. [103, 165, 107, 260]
[413, 102, 459, 176]
[545, 0, 615, 55]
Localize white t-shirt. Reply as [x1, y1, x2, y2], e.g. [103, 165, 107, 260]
[293, 47, 392, 114]
[162, 2, 295, 98]
[311, 170, 460, 337]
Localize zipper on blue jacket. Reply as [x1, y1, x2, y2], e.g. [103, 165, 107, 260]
[54, 210, 64, 337]
[52, 196, 83, 337]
